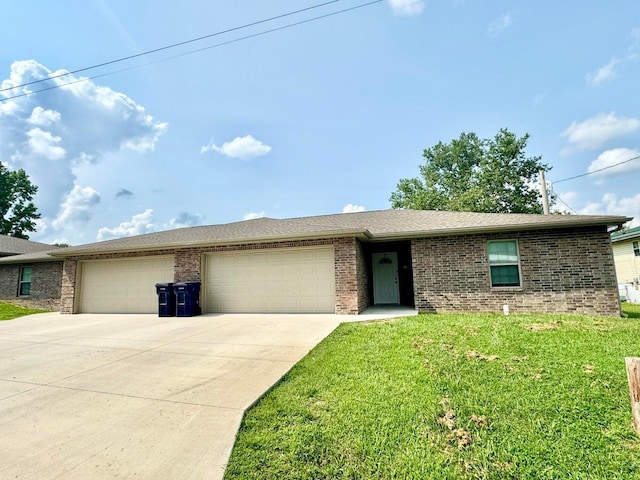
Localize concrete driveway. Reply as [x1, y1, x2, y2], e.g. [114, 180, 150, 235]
[0, 312, 345, 479]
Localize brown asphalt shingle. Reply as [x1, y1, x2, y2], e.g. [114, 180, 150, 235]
[44, 209, 630, 257]
[0, 235, 59, 256]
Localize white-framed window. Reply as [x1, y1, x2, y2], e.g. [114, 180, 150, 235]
[633, 241, 640, 257]
[18, 266, 32, 296]
[488, 240, 521, 287]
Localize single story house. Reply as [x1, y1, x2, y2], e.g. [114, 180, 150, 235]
[15, 209, 625, 317]
[0, 236, 63, 310]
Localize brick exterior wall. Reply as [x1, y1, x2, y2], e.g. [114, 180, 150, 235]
[356, 240, 370, 312]
[0, 262, 63, 311]
[57, 225, 620, 317]
[60, 238, 365, 315]
[411, 226, 620, 316]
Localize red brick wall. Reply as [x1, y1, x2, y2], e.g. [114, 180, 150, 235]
[411, 226, 620, 316]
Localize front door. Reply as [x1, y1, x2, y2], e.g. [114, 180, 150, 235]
[372, 252, 400, 305]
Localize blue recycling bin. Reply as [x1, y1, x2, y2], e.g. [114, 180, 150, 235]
[155, 283, 176, 317]
[174, 282, 201, 317]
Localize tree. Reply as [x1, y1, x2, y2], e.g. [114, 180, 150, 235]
[0, 164, 41, 239]
[390, 129, 553, 214]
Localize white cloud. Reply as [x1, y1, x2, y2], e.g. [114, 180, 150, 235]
[52, 185, 101, 229]
[0, 60, 168, 221]
[342, 204, 366, 213]
[243, 211, 266, 220]
[165, 212, 204, 229]
[97, 209, 157, 240]
[586, 28, 640, 86]
[579, 193, 640, 227]
[586, 55, 638, 86]
[201, 135, 271, 159]
[28, 106, 61, 126]
[586, 58, 621, 86]
[533, 91, 547, 106]
[561, 112, 640, 151]
[26, 127, 66, 160]
[488, 13, 513, 36]
[387, 0, 425, 16]
[587, 148, 640, 178]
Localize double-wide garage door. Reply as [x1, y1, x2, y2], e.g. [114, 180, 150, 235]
[78, 256, 174, 313]
[205, 247, 335, 313]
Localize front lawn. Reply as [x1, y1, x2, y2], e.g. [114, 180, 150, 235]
[0, 302, 47, 320]
[225, 309, 640, 479]
[623, 302, 640, 319]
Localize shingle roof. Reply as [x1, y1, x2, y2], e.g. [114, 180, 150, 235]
[0, 249, 64, 264]
[47, 209, 630, 257]
[611, 225, 640, 243]
[0, 235, 59, 256]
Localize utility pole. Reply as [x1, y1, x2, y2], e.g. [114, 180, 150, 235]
[539, 170, 550, 215]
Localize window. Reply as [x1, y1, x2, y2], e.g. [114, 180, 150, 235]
[488, 240, 521, 287]
[18, 266, 32, 296]
[634, 241, 640, 257]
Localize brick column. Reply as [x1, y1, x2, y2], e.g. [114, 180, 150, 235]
[60, 259, 78, 314]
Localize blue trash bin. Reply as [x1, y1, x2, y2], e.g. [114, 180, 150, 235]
[174, 282, 201, 317]
[155, 283, 176, 317]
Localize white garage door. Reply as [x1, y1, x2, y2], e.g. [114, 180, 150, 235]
[78, 256, 174, 313]
[205, 247, 335, 313]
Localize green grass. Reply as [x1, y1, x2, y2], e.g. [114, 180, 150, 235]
[0, 302, 47, 320]
[623, 302, 640, 319]
[225, 311, 640, 479]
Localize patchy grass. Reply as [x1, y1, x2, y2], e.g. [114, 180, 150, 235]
[622, 302, 640, 319]
[0, 302, 47, 320]
[225, 312, 640, 479]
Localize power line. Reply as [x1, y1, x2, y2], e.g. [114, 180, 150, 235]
[0, 0, 342, 94]
[1, 0, 384, 103]
[549, 186, 579, 214]
[552, 154, 640, 185]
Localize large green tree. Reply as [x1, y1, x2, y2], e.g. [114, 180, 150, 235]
[390, 129, 553, 214]
[0, 164, 41, 239]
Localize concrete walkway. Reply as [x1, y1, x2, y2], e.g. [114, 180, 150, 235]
[0, 308, 416, 479]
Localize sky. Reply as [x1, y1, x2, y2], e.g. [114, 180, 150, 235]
[1, 0, 639, 245]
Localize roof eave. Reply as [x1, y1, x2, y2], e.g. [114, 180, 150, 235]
[49, 228, 372, 258]
[369, 217, 631, 241]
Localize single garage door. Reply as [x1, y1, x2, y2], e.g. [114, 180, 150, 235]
[205, 247, 335, 313]
[78, 256, 174, 313]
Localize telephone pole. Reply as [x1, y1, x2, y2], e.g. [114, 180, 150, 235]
[539, 170, 550, 215]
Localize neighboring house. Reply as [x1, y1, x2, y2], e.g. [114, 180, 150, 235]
[0, 236, 63, 310]
[611, 226, 640, 303]
[611, 226, 640, 284]
[39, 209, 627, 317]
[0, 235, 57, 257]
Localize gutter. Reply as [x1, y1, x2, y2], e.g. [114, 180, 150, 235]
[369, 217, 633, 241]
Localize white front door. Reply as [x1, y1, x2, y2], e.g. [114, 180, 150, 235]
[372, 252, 399, 305]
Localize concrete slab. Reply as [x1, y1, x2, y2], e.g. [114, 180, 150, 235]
[0, 312, 345, 479]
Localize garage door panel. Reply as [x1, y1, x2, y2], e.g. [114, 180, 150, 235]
[79, 256, 174, 313]
[205, 247, 335, 313]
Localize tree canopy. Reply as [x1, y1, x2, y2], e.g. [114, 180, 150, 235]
[0, 164, 41, 239]
[390, 129, 553, 214]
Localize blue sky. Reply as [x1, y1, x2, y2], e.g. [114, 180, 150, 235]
[1, 0, 639, 245]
